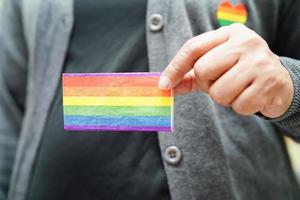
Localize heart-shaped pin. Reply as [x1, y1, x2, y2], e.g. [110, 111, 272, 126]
[216, 0, 248, 26]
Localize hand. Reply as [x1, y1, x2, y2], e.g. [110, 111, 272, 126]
[159, 23, 294, 118]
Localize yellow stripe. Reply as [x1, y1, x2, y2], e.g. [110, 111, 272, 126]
[63, 96, 172, 106]
[217, 11, 247, 23]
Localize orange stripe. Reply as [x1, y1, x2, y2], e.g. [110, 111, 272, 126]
[218, 6, 247, 16]
[63, 76, 160, 87]
[63, 87, 171, 97]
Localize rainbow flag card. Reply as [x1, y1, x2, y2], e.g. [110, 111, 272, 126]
[62, 72, 174, 132]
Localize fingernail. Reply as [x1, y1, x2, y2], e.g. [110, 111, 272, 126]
[159, 76, 170, 89]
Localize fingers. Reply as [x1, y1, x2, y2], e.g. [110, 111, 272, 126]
[173, 39, 243, 96]
[231, 80, 269, 116]
[193, 41, 240, 92]
[174, 70, 199, 95]
[208, 62, 255, 106]
[159, 27, 229, 89]
[194, 41, 239, 81]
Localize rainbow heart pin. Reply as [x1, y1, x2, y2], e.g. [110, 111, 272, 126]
[216, 0, 248, 26]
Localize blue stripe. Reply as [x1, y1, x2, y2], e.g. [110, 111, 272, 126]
[64, 115, 171, 127]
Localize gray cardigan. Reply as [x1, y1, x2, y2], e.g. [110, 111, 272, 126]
[1, 0, 300, 199]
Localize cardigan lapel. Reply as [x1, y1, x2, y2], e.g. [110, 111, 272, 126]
[8, 0, 74, 199]
[146, 0, 234, 199]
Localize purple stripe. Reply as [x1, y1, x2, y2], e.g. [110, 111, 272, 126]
[64, 125, 172, 132]
[63, 72, 162, 77]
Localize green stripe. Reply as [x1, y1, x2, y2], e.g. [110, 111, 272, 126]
[63, 106, 171, 116]
[218, 19, 235, 26]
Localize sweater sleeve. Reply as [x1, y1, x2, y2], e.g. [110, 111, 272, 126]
[0, 0, 28, 198]
[267, 58, 300, 142]
[265, 0, 300, 141]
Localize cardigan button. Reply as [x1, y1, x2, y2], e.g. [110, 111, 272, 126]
[149, 14, 164, 32]
[164, 146, 182, 165]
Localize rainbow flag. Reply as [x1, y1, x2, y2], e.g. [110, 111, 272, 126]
[62, 72, 174, 132]
[216, 1, 248, 26]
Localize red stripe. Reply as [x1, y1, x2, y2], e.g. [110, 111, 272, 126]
[218, 2, 247, 15]
[63, 76, 160, 87]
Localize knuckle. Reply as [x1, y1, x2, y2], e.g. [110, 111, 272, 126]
[254, 56, 270, 68]
[209, 87, 229, 106]
[193, 64, 203, 78]
[265, 75, 278, 88]
[194, 70, 212, 93]
[194, 63, 208, 80]
[235, 32, 265, 49]
[232, 101, 248, 115]
[266, 75, 285, 92]
[261, 98, 270, 109]
[243, 35, 262, 47]
[253, 50, 273, 68]
[179, 38, 199, 63]
[228, 47, 241, 58]
[183, 38, 197, 53]
[228, 23, 267, 49]
[170, 62, 186, 77]
[194, 62, 216, 81]
[271, 97, 284, 109]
